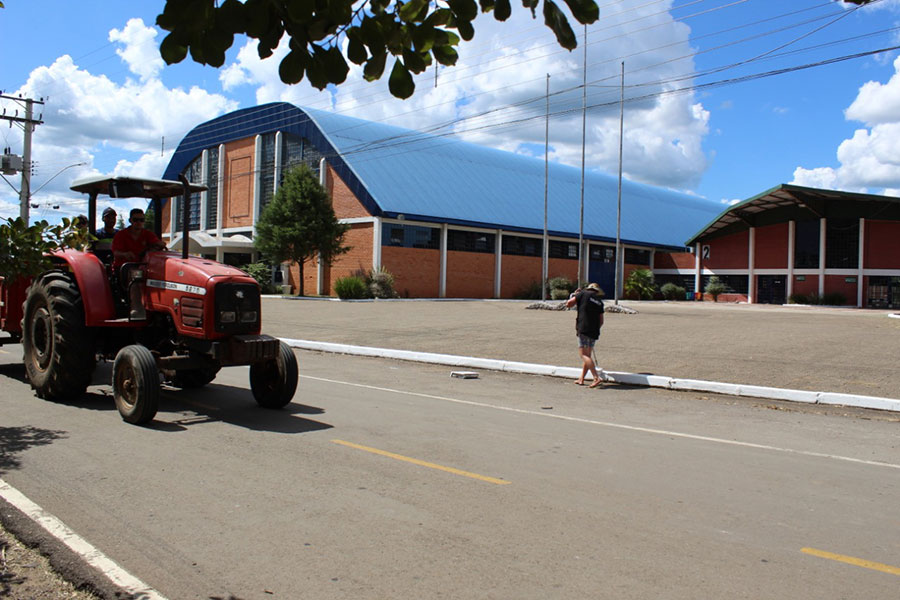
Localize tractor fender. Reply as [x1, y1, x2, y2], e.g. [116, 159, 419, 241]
[52, 249, 116, 325]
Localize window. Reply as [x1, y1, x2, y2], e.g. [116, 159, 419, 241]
[590, 245, 615, 263]
[625, 248, 651, 265]
[206, 147, 219, 230]
[382, 224, 439, 249]
[867, 276, 900, 309]
[502, 235, 542, 257]
[794, 219, 819, 269]
[549, 240, 579, 259]
[654, 274, 695, 294]
[282, 132, 323, 180]
[825, 218, 859, 269]
[259, 133, 277, 213]
[701, 274, 748, 295]
[176, 156, 203, 231]
[448, 230, 495, 253]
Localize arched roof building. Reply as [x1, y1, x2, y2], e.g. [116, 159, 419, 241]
[161, 102, 722, 298]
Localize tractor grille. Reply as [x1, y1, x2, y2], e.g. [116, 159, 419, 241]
[214, 282, 260, 334]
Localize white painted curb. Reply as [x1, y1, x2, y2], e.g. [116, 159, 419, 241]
[281, 338, 900, 413]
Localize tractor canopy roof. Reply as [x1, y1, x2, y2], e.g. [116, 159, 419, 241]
[70, 176, 207, 199]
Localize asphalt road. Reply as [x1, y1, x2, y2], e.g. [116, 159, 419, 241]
[1, 345, 899, 599]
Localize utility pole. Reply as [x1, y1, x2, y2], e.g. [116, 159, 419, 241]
[0, 94, 45, 223]
[543, 73, 550, 301]
[577, 24, 587, 287]
[614, 62, 624, 305]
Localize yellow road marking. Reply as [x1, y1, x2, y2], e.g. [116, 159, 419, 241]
[802, 547, 900, 576]
[332, 439, 510, 485]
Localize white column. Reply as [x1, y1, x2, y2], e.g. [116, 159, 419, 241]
[440, 225, 448, 298]
[252, 134, 262, 225]
[200, 149, 209, 234]
[857, 217, 865, 307]
[787, 220, 795, 299]
[818, 218, 826, 296]
[217, 144, 225, 239]
[373, 218, 382, 270]
[274, 131, 283, 195]
[748, 227, 756, 303]
[494, 230, 502, 299]
[695, 242, 701, 297]
[581, 240, 589, 286]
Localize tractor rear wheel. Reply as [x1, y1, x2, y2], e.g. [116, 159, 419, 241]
[113, 344, 159, 424]
[249, 341, 298, 409]
[22, 271, 95, 400]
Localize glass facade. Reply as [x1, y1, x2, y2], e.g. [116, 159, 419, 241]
[701, 274, 748, 295]
[794, 219, 820, 269]
[282, 132, 323, 180]
[206, 146, 219, 230]
[502, 235, 542, 257]
[549, 240, 578, 259]
[625, 248, 651, 265]
[176, 156, 203, 231]
[448, 230, 495, 253]
[259, 133, 277, 213]
[825, 218, 859, 269]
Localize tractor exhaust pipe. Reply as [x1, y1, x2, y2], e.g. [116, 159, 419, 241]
[178, 174, 190, 260]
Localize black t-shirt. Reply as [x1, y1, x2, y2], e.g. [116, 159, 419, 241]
[575, 290, 604, 339]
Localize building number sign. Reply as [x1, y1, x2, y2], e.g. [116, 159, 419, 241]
[702, 245, 711, 259]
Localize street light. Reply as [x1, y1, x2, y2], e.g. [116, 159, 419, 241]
[24, 162, 87, 222]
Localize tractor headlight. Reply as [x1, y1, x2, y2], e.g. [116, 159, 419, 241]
[219, 310, 236, 323]
[240, 311, 258, 323]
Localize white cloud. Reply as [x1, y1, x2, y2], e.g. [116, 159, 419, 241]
[109, 18, 165, 82]
[217, 1, 710, 191]
[793, 54, 900, 193]
[0, 20, 238, 222]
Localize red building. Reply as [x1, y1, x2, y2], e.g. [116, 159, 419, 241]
[654, 184, 900, 307]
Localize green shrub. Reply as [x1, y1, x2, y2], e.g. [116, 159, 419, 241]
[660, 282, 686, 301]
[334, 275, 368, 299]
[366, 266, 398, 299]
[624, 269, 656, 300]
[550, 287, 571, 300]
[704, 275, 727, 302]
[548, 275, 575, 294]
[240, 261, 278, 294]
[788, 293, 808, 304]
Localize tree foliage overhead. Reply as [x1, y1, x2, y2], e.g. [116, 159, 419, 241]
[0, 217, 93, 282]
[157, 0, 599, 99]
[253, 164, 349, 296]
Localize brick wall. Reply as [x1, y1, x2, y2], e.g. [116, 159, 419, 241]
[223, 138, 255, 229]
[446, 251, 495, 298]
[500, 255, 541, 298]
[864, 220, 900, 269]
[754, 223, 788, 269]
[382, 246, 440, 298]
[655, 251, 694, 269]
[327, 164, 372, 219]
[824, 275, 857, 305]
[701, 230, 749, 269]
[286, 223, 373, 295]
[792, 275, 818, 298]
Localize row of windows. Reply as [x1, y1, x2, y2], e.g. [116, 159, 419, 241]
[382, 225, 652, 260]
[793, 218, 859, 269]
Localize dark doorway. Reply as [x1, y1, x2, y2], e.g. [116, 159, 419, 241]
[757, 275, 786, 305]
[588, 246, 616, 298]
[867, 276, 900, 309]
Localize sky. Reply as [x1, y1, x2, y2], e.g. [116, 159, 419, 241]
[2, 0, 900, 228]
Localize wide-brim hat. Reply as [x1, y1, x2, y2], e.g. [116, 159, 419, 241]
[586, 282, 602, 291]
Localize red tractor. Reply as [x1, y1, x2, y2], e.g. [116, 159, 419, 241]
[0, 176, 297, 424]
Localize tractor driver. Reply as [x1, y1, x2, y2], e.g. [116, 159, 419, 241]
[111, 208, 166, 268]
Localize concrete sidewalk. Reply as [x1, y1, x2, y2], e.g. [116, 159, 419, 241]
[260, 297, 900, 409]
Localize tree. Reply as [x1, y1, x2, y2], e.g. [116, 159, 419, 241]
[253, 164, 349, 296]
[156, 0, 599, 99]
[704, 275, 726, 302]
[624, 268, 656, 300]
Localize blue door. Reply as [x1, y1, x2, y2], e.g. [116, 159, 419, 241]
[588, 246, 616, 298]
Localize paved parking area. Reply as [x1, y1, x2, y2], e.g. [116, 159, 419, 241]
[261, 298, 900, 400]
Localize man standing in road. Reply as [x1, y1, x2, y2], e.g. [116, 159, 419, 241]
[566, 282, 605, 388]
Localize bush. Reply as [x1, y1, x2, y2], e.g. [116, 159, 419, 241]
[547, 276, 575, 296]
[366, 266, 398, 299]
[660, 282, 686, 301]
[240, 261, 278, 294]
[550, 287, 571, 300]
[334, 275, 368, 299]
[704, 275, 727, 302]
[788, 293, 809, 304]
[821, 292, 847, 306]
[624, 269, 656, 300]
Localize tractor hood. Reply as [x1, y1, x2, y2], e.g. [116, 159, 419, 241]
[146, 252, 256, 294]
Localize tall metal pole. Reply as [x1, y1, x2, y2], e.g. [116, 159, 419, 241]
[542, 73, 550, 301]
[19, 99, 35, 223]
[615, 61, 624, 305]
[578, 24, 587, 286]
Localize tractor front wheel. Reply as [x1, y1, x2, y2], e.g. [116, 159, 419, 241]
[22, 271, 95, 400]
[249, 341, 298, 409]
[113, 345, 159, 425]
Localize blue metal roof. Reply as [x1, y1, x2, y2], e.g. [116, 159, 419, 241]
[164, 102, 722, 250]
